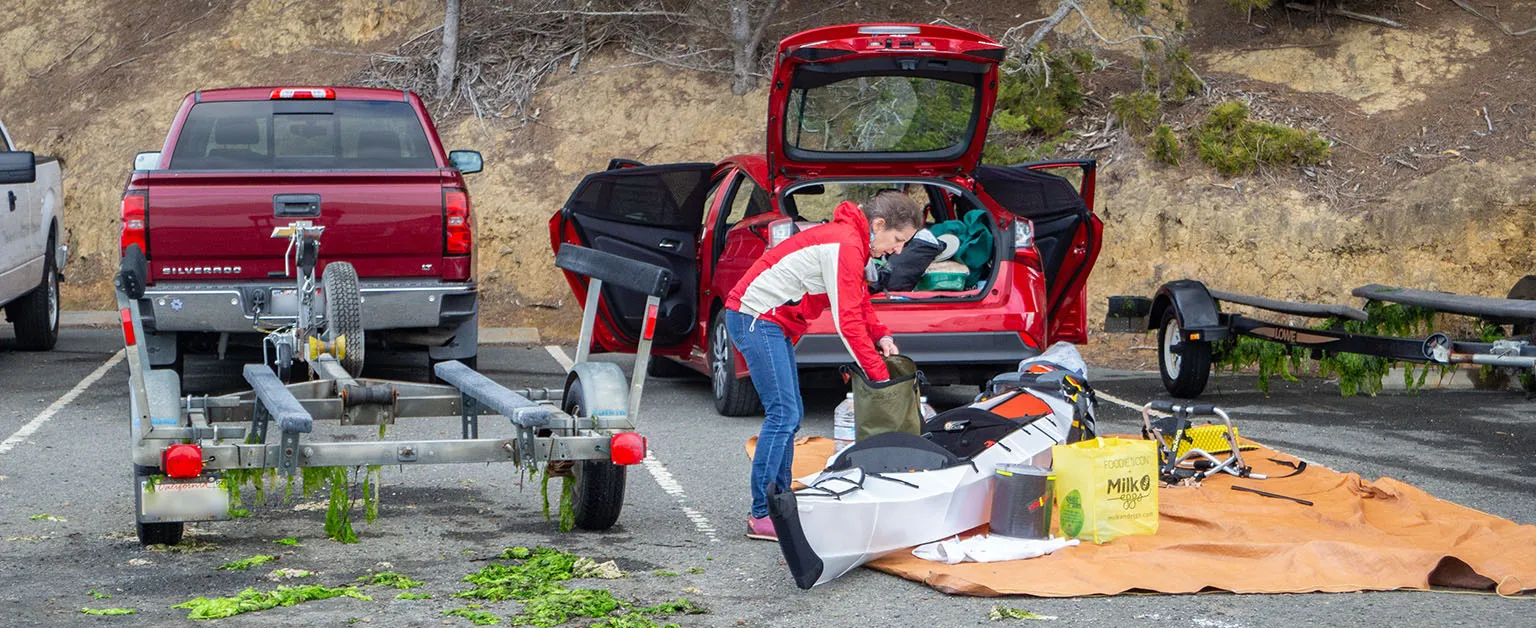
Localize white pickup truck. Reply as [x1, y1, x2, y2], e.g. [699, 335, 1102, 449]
[0, 118, 65, 350]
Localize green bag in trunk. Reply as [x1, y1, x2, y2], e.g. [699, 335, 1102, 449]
[843, 355, 923, 441]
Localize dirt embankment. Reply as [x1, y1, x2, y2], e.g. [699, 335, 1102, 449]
[2, 0, 1532, 344]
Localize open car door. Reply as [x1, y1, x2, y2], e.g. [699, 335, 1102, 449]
[975, 161, 1103, 344]
[550, 162, 714, 352]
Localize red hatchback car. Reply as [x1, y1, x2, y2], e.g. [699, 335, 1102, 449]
[550, 23, 1102, 415]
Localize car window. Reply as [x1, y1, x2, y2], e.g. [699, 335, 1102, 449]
[170, 100, 436, 170]
[787, 183, 933, 224]
[721, 176, 770, 229]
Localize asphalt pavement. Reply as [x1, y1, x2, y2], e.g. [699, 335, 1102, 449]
[0, 326, 1530, 627]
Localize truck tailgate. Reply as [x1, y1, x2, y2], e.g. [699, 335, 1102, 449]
[144, 171, 445, 281]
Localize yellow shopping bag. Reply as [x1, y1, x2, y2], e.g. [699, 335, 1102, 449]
[1051, 437, 1159, 543]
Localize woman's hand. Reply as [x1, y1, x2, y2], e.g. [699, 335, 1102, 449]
[878, 336, 899, 357]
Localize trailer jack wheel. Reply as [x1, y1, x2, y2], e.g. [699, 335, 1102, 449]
[562, 377, 626, 530]
[1159, 309, 1212, 398]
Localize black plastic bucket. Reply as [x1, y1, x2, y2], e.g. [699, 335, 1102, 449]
[990, 464, 1054, 539]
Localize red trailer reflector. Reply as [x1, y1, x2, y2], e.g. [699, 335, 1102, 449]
[610, 432, 646, 465]
[640, 303, 659, 341]
[162, 444, 204, 478]
[120, 308, 136, 346]
[270, 87, 336, 100]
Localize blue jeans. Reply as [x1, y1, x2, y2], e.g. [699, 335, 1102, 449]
[725, 309, 804, 519]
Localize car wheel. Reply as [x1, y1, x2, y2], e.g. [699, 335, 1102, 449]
[710, 315, 761, 417]
[9, 233, 60, 350]
[1158, 308, 1211, 398]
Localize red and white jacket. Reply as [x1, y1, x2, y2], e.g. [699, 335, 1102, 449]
[726, 201, 893, 381]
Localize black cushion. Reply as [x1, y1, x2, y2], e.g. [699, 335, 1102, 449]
[921, 407, 1022, 459]
[828, 431, 964, 474]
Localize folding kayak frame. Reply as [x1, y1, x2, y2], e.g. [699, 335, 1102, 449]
[1105, 277, 1536, 398]
[116, 243, 672, 544]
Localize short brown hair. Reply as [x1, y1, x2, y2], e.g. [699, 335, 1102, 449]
[862, 189, 923, 231]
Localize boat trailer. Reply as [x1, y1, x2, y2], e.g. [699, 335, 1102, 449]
[116, 239, 672, 545]
[1105, 277, 1536, 398]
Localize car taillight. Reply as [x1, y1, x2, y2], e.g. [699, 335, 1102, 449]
[120, 192, 147, 256]
[162, 444, 203, 478]
[1014, 218, 1034, 249]
[610, 432, 646, 465]
[767, 217, 797, 248]
[270, 87, 335, 99]
[445, 189, 472, 255]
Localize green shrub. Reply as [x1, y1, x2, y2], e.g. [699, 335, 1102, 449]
[1111, 92, 1160, 136]
[1194, 101, 1331, 175]
[981, 46, 1094, 164]
[1150, 125, 1181, 165]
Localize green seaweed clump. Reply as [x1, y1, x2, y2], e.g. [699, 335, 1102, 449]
[172, 585, 371, 620]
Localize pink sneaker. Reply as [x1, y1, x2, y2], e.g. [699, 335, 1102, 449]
[746, 516, 777, 541]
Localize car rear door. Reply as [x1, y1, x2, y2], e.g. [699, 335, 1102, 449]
[552, 162, 714, 350]
[974, 161, 1102, 344]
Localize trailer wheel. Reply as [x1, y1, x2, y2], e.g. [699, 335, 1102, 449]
[322, 261, 364, 377]
[1159, 309, 1211, 398]
[562, 378, 626, 530]
[132, 465, 184, 546]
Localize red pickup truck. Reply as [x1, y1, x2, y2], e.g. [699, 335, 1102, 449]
[122, 86, 481, 380]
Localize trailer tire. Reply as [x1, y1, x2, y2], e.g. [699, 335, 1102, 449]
[1159, 309, 1211, 398]
[561, 377, 626, 530]
[322, 261, 364, 377]
[132, 465, 185, 546]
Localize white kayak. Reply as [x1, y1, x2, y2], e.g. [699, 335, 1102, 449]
[769, 383, 1090, 589]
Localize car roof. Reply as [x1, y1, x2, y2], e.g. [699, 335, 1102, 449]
[193, 86, 413, 102]
[719, 154, 769, 186]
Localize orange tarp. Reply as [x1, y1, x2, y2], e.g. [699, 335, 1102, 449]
[750, 436, 1536, 596]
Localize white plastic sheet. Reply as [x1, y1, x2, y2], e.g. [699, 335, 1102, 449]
[913, 534, 1079, 564]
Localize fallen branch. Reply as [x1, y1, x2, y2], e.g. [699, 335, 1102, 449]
[28, 32, 94, 78]
[1284, 2, 1407, 29]
[1448, 0, 1536, 36]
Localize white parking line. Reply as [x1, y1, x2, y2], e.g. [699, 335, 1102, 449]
[542, 345, 720, 542]
[643, 452, 719, 542]
[544, 345, 575, 372]
[1096, 390, 1169, 417]
[0, 349, 125, 455]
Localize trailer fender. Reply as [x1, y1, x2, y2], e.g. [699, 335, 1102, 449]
[564, 362, 630, 428]
[1151, 280, 1229, 340]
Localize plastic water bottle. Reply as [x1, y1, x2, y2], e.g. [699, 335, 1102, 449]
[833, 394, 856, 453]
[920, 396, 937, 420]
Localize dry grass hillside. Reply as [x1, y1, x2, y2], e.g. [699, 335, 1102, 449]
[2, 0, 1532, 344]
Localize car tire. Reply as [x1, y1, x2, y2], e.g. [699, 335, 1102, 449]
[562, 378, 626, 531]
[8, 233, 60, 351]
[709, 314, 761, 417]
[322, 261, 364, 377]
[1158, 308, 1211, 398]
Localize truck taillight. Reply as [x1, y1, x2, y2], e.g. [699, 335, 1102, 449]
[121, 192, 148, 256]
[444, 189, 472, 256]
[162, 444, 203, 478]
[270, 87, 335, 99]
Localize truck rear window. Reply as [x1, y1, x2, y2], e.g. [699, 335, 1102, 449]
[169, 100, 437, 170]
